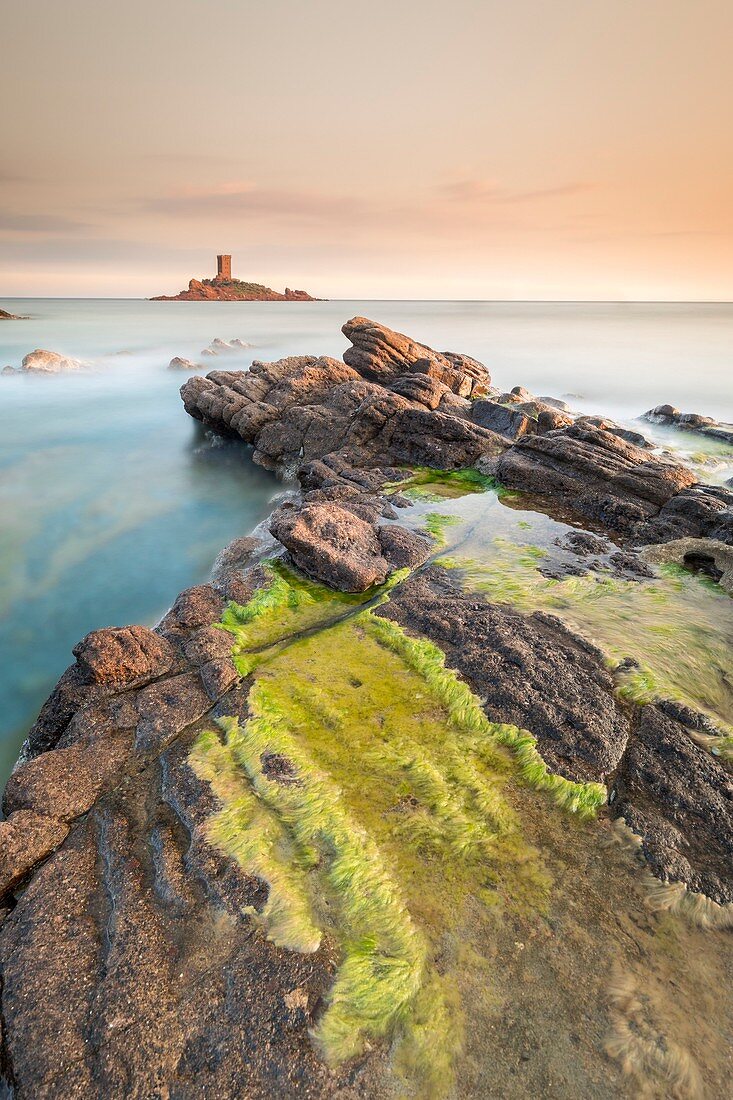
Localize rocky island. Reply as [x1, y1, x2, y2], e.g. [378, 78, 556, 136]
[1, 318, 731, 1099]
[151, 254, 322, 302]
[0, 308, 26, 320]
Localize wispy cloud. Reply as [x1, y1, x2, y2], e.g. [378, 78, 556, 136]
[144, 184, 368, 224]
[0, 212, 92, 234]
[437, 179, 595, 205]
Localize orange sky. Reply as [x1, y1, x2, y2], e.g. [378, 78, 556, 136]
[2, 0, 732, 299]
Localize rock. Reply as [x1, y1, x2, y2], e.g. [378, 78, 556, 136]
[181, 347, 505, 479]
[342, 317, 491, 396]
[2, 365, 16, 375]
[72, 625, 175, 685]
[645, 483, 733, 545]
[642, 537, 733, 594]
[537, 409, 573, 432]
[641, 405, 733, 446]
[378, 567, 629, 784]
[510, 385, 533, 401]
[612, 705, 733, 905]
[537, 395, 572, 411]
[0, 810, 69, 900]
[574, 415, 652, 449]
[376, 525, 432, 570]
[168, 356, 198, 371]
[20, 348, 86, 373]
[270, 501, 392, 591]
[644, 403, 680, 422]
[471, 399, 535, 439]
[0, 722, 345, 1099]
[496, 424, 696, 534]
[0, 308, 25, 320]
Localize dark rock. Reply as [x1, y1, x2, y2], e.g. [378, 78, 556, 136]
[573, 415, 652, 449]
[612, 705, 733, 905]
[471, 399, 534, 439]
[378, 567, 630, 784]
[643, 483, 733, 545]
[641, 405, 733, 446]
[377, 525, 432, 570]
[496, 424, 696, 534]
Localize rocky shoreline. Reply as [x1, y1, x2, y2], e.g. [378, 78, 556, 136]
[1, 317, 731, 1098]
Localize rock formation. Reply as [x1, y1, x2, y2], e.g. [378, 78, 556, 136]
[642, 403, 733, 445]
[1, 316, 732, 1098]
[17, 348, 86, 373]
[0, 308, 25, 320]
[152, 278, 321, 302]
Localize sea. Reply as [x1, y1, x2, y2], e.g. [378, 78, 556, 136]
[1, 298, 731, 783]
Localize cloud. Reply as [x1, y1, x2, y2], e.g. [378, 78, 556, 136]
[437, 179, 595, 205]
[0, 212, 93, 234]
[144, 185, 368, 224]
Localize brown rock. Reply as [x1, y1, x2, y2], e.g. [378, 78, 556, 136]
[342, 316, 491, 395]
[73, 625, 175, 685]
[0, 810, 69, 899]
[270, 501, 391, 591]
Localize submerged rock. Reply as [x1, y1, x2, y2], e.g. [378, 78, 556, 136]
[20, 348, 86, 373]
[642, 403, 733, 445]
[168, 356, 199, 371]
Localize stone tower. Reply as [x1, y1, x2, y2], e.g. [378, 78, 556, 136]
[216, 254, 232, 281]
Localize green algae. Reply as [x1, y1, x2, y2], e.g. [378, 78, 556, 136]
[422, 512, 462, 546]
[218, 559, 407, 675]
[384, 466, 498, 500]
[189, 727, 322, 953]
[187, 553, 620, 1092]
[449, 537, 733, 732]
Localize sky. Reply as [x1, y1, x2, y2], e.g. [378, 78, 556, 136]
[2, 0, 732, 300]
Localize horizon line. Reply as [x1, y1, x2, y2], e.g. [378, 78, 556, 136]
[2, 296, 733, 305]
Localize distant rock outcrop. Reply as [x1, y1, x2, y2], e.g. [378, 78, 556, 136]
[152, 278, 321, 302]
[0, 308, 26, 320]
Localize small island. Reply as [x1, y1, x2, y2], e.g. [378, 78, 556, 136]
[0, 307, 26, 320]
[151, 254, 323, 301]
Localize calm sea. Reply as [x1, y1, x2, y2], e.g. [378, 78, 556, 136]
[1, 299, 731, 782]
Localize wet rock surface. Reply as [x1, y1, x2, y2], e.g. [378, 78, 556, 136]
[642, 403, 733, 445]
[610, 705, 733, 904]
[377, 567, 630, 785]
[3, 316, 733, 1097]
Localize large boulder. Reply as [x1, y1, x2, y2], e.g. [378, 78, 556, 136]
[21, 348, 86, 373]
[342, 316, 491, 396]
[496, 423, 696, 533]
[182, 350, 505, 477]
[269, 501, 422, 591]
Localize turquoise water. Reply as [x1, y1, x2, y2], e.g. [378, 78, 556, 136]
[1, 299, 732, 782]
